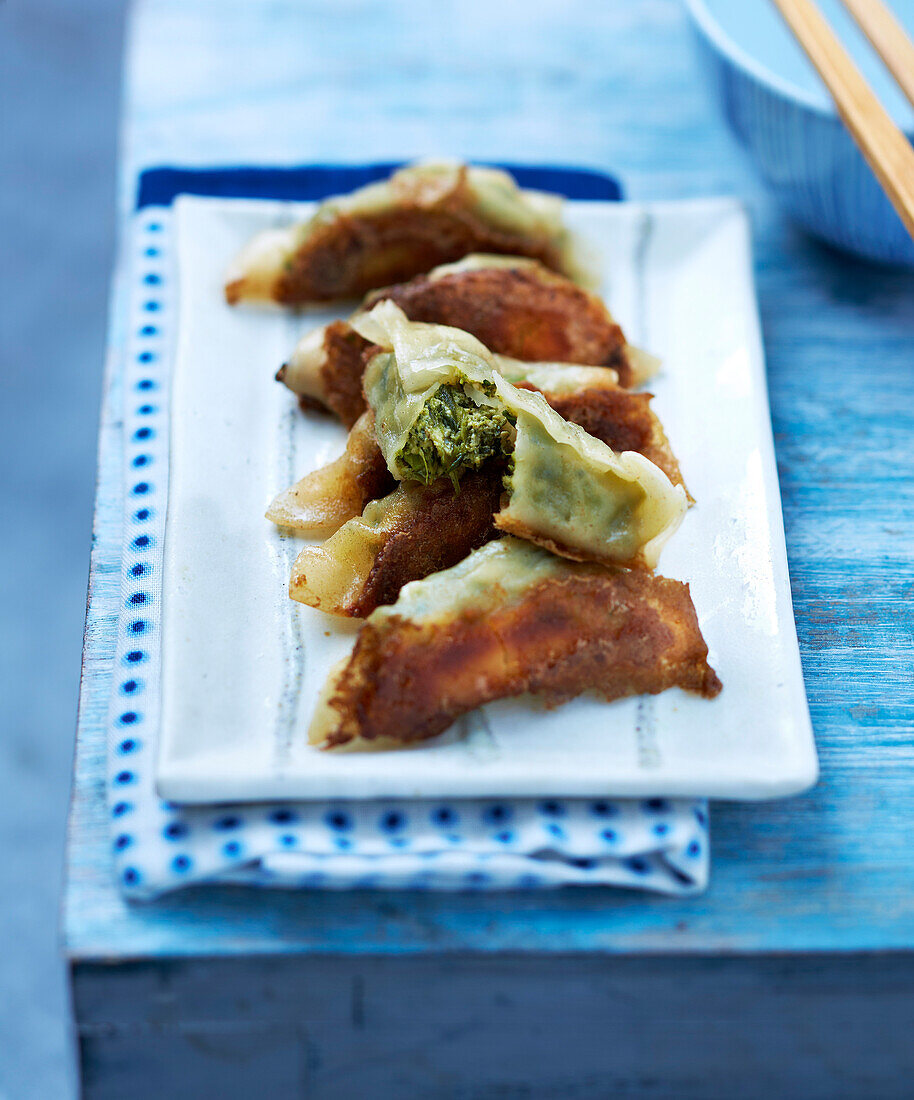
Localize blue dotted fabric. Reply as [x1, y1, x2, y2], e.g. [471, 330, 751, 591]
[107, 167, 711, 900]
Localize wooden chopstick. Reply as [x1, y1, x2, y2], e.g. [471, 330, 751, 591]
[770, 0, 914, 242]
[840, 0, 914, 111]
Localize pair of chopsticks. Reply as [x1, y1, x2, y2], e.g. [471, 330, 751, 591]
[771, 0, 914, 241]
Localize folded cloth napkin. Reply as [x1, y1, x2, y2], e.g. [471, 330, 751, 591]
[107, 165, 710, 899]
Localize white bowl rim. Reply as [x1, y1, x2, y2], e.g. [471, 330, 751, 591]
[685, 0, 914, 134]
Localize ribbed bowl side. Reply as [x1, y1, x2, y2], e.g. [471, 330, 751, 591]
[688, 13, 914, 267]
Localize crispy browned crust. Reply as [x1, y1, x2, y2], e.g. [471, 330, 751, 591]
[274, 170, 567, 305]
[317, 320, 380, 428]
[318, 568, 721, 747]
[344, 418, 392, 503]
[363, 265, 633, 382]
[350, 468, 504, 617]
[297, 393, 334, 416]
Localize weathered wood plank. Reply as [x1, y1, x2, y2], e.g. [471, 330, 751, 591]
[75, 955, 914, 1099]
[65, 0, 914, 966]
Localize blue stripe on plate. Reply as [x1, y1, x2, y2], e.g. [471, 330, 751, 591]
[135, 162, 623, 209]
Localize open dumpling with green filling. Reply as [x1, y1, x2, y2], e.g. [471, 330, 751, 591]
[224, 162, 594, 307]
[284, 359, 687, 615]
[272, 360, 685, 576]
[354, 301, 687, 570]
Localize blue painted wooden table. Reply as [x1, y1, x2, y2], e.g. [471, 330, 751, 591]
[65, 2, 914, 1096]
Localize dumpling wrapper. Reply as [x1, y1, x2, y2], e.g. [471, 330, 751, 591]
[308, 537, 721, 749]
[355, 301, 686, 570]
[224, 162, 596, 307]
[265, 411, 393, 535]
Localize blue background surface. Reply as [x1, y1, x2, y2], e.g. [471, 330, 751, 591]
[0, 2, 125, 1095]
[5, 0, 914, 1096]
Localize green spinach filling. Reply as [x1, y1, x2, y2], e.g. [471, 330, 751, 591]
[397, 383, 516, 489]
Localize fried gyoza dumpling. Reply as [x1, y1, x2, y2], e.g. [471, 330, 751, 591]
[270, 364, 684, 539]
[289, 468, 503, 617]
[308, 538, 721, 749]
[363, 256, 639, 373]
[276, 255, 658, 425]
[265, 411, 393, 535]
[358, 302, 686, 569]
[225, 163, 593, 307]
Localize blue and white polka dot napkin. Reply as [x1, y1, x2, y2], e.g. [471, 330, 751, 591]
[107, 167, 710, 899]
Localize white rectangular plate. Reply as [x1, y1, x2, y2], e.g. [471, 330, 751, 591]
[157, 194, 817, 803]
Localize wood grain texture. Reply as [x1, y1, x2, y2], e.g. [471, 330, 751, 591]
[65, 0, 914, 963]
[841, 0, 914, 110]
[74, 955, 914, 1099]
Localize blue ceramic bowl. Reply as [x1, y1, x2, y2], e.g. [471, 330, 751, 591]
[685, 0, 914, 266]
